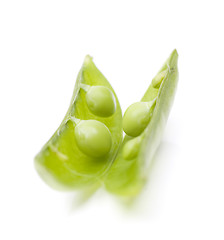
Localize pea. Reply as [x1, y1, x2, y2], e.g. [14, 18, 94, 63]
[84, 86, 116, 117]
[122, 101, 155, 137]
[151, 70, 167, 88]
[105, 49, 179, 196]
[122, 137, 142, 160]
[34, 55, 122, 190]
[75, 120, 112, 158]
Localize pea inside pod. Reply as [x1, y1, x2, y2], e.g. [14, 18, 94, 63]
[104, 49, 179, 196]
[82, 85, 116, 117]
[74, 119, 112, 158]
[34, 55, 122, 190]
[122, 136, 142, 160]
[122, 100, 156, 137]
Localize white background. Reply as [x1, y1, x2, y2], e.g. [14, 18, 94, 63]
[0, 0, 224, 239]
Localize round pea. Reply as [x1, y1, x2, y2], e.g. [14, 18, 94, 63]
[123, 102, 152, 137]
[75, 120, 112, 158]
[86, 86, 116, 117]
[152, 70, 167, 88]
[122, 137, 142, 160]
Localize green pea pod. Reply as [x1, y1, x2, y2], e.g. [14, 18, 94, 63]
[104, 50, 179, 196]
[35, 56, 122, 190]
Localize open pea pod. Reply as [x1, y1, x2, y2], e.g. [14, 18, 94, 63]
[104, 50, 179, 196]
[35, 56, 122, 190]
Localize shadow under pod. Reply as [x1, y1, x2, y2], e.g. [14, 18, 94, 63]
[66, 141, 179, 214]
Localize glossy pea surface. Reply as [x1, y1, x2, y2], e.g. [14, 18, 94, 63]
[151, 70, 167, 88]
[123, 102, 152, 137]
[122, 137, 141, 160]
[75, 120, 112, 158]
[86, 86, 116, 117]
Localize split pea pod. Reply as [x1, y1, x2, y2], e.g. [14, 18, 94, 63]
[35, 56, 122, 190]
[104, 50, 179, 196]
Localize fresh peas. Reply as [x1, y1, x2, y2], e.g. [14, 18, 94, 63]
[34, 55, 122, 190]
[35, 50, 179, 196]
[122, 136, 142, 160]
[104, 50, 179, 196]
[122, 100, 156, 137]
[151, 70, 167, 88]
[74, 120, 112, 158]
[84, 85, 116, 117]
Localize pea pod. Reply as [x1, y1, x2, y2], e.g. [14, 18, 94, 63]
[104, 50, 179, 196]
[35, 56, 122, 190]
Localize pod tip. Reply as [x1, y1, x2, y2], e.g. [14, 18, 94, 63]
[84, 55, 93, 66]
[171, 49, 178, 57]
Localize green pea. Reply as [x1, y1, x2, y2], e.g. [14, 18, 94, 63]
[85, 86, 116, 117]
[105, 49, 179, 196]
[75, 120, 112, 158]
[123, 101, 155, 137]
[122, 137, 142, 160]
[151, 70, 167, 88]
[34, 55, 122, 190]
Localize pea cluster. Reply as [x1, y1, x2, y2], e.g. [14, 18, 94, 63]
[35, 50, 178, 196]
[34, 55, 123, 190]
[105, 50, 178, 196]
[74, 85, 116, 158]
[121, 71, 166, 160]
